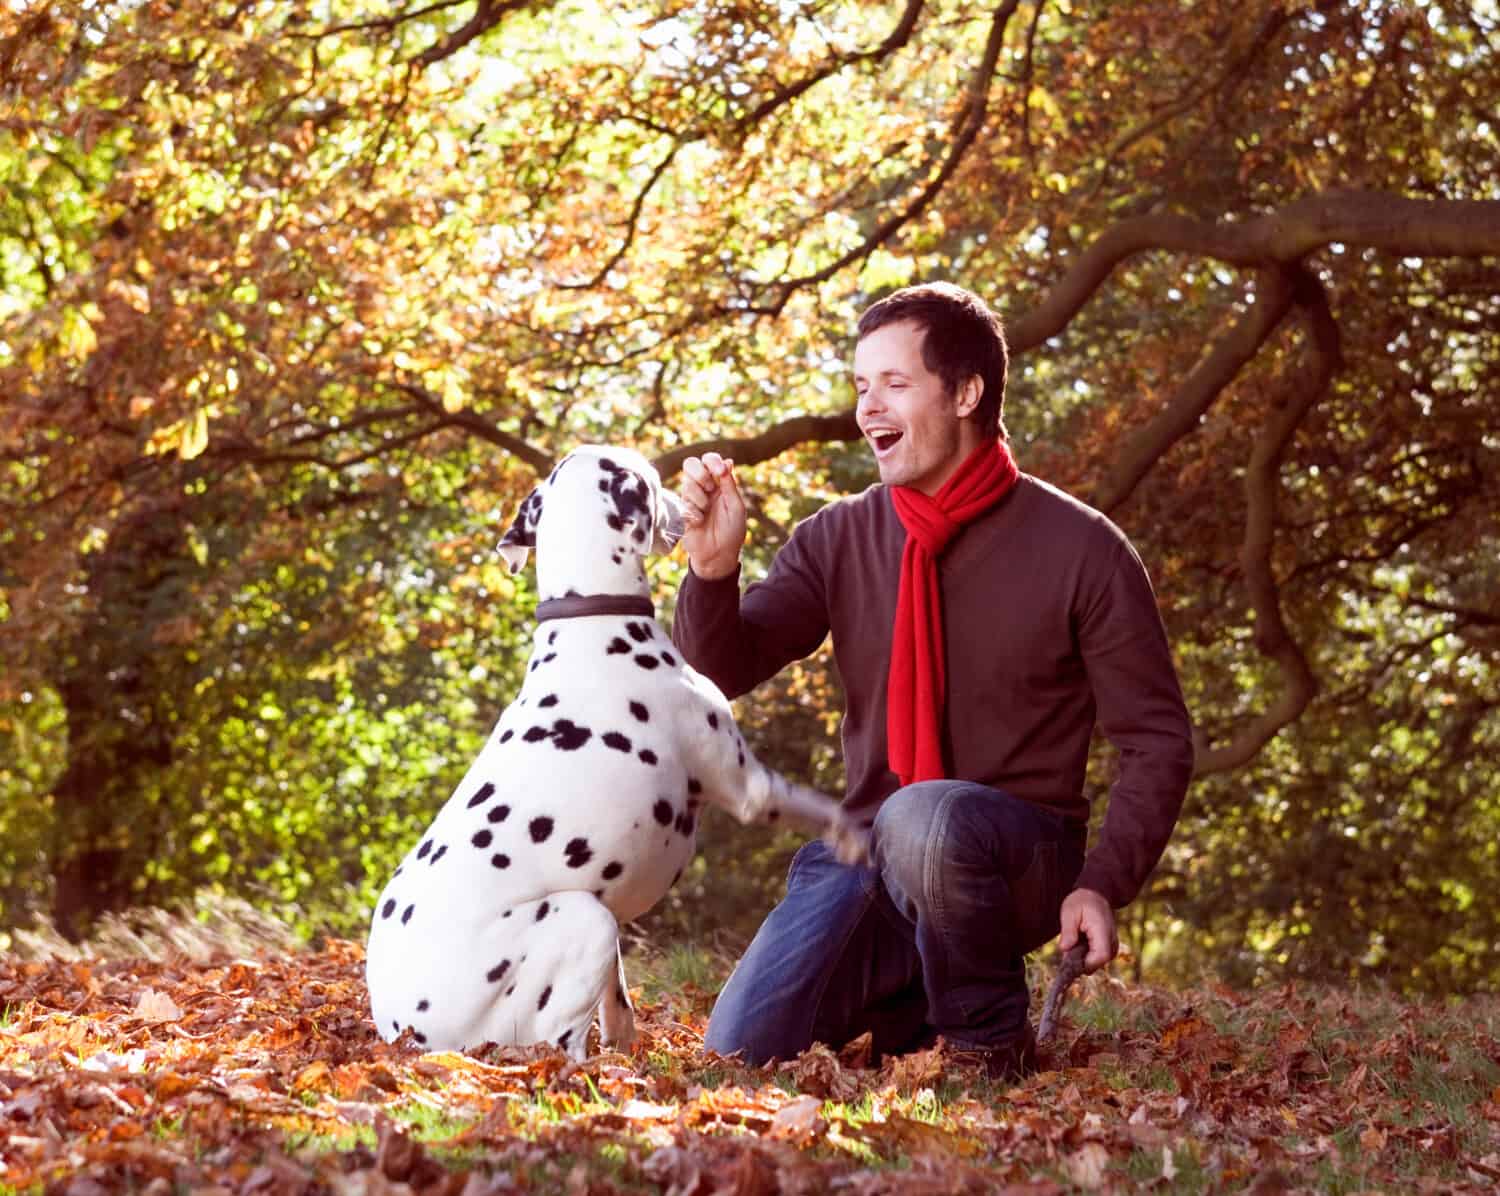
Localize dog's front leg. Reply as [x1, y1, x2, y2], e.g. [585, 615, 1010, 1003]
[680, 698, 871, 866]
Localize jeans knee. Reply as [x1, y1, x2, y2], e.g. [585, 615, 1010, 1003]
[873, 782, 953, 915]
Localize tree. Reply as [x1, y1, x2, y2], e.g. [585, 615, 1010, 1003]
[1, 0, 1496, 985]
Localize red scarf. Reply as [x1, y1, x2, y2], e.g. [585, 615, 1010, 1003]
[887, 439, 1020, 786]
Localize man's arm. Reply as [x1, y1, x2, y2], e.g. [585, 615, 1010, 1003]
[1066, 537, 1196, 964]
[672, 454, 832, 699]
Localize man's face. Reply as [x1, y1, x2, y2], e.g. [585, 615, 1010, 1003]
[854, 320, 980, 495]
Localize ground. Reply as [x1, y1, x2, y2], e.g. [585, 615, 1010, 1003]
[1, 913, 1498, 1195]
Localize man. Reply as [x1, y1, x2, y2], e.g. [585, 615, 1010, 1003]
[672, 282, 1194, 1077]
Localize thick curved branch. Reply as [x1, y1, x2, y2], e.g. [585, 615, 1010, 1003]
[1091, 268, 1298, 515]
[652, 412, 860, 482]
[1006, 193, 1500, 352]
[1194, 265, 1342, 775]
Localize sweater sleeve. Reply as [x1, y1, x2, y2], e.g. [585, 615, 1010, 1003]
[670, 518, 833, 700]
[1071, 538, 1196, 907]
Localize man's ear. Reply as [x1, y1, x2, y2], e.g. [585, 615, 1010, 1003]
[956, 375, 984, 419]
[498, 487, 543, 574]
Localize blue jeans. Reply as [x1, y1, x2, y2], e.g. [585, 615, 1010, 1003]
[704, 781, 1086, 1065]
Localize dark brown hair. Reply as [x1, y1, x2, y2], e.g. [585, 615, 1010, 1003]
[856, 282, 1009, 439]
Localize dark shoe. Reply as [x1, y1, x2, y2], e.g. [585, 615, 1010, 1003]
[941, 1025, 1038, 1081]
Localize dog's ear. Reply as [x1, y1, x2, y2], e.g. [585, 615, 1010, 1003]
[498, 487, 543, 574]
[653, 487, 686, 554]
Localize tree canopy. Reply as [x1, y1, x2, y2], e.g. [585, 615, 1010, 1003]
[2, 0, 1497, 988]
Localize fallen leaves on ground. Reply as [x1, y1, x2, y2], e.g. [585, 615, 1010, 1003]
[1, 939, 1497, 1193]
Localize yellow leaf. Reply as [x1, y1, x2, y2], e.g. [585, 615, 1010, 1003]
[179, 408, 209, 460]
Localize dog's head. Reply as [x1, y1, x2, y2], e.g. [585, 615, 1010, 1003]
[498, 446, 686, 578]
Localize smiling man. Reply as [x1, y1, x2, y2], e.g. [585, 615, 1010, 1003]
[672, 282, 1194, 1077]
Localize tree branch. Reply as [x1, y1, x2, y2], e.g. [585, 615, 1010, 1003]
[1006, 192, 1500, 353]
[732, 0, 927, 132]
[652, 412, 860, 482]
[1194, 265, 1342, 775]
[1091, 267, 1298, 515]
[733, 0, 1024, 316]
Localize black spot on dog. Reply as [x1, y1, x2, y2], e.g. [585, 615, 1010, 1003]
[629, 701, 649, 722]
[394, 866, 403, 878]
[417, 999, 429, 1012]
[738, 750, 746, 768]
[414, 1031, 427, 1045]
[467, 782, 496, 809]
[607, 513, 625, 531]
[707, 712, 719, 730]
[552, 720, 591, 750]
[431, 845, 448, 864]
[491, 852, 511, 869]
[499, 729, 514, 743]
[487, 960, 511, 983]
[603, 731, 631, 752]
[417, 840, 432, 860]
[633, 528, 646, 544]
[565, 837, 593, 868]
[607, 638, 630, 654]
[675, 810, 696, 836]
[488, 804, 511, 823]
[539, 694, 559, 708]
[525, 721, 592, 751]
[392, 1020, 400, 1033]
[687, 778, 703, 795]
[543, 652, 557, 663]
[634, 654, 660, 670]
[381, 899, 395, 919]
[472, 829, 493, 849]
[638, 749, 657, 765]
[768, 810, 781, 822]
[402, 904, 414, 925]
[598, 479, 609, 492]
[506, 985, 516, 996]
[661, 651, 676, 667]
[558, 1029, 572, 1051]
[530, 816, 554, 843]
[602, 861, 624, 881]
[503, 910, 512, 918]
[548, 629, 558, 644]
[536, 901, 550, 921]
[538, 985, 552, 1011]
[653, 799, 673, 826]
[627, 622, 650, 643]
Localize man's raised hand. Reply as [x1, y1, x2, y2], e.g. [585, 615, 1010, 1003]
[679, 453, 747, 581]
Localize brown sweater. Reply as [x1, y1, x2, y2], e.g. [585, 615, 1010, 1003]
[671, 474, 1195, 908]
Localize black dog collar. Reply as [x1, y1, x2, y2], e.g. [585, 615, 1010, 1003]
[536, 594, 655, 622]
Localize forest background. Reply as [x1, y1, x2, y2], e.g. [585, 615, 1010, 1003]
[1, 0, 1496, 994]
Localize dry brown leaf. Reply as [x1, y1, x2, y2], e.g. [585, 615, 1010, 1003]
[1062, 1141, 1112, 1189]
[133, 990, 182, 1023]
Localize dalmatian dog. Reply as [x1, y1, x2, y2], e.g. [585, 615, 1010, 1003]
[365, 445, 869, 1059]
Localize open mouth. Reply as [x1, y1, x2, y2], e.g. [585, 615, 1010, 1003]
[870, 430, 903, 454]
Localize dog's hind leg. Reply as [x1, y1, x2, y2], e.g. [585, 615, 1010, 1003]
[472, 892, 621, 1061]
